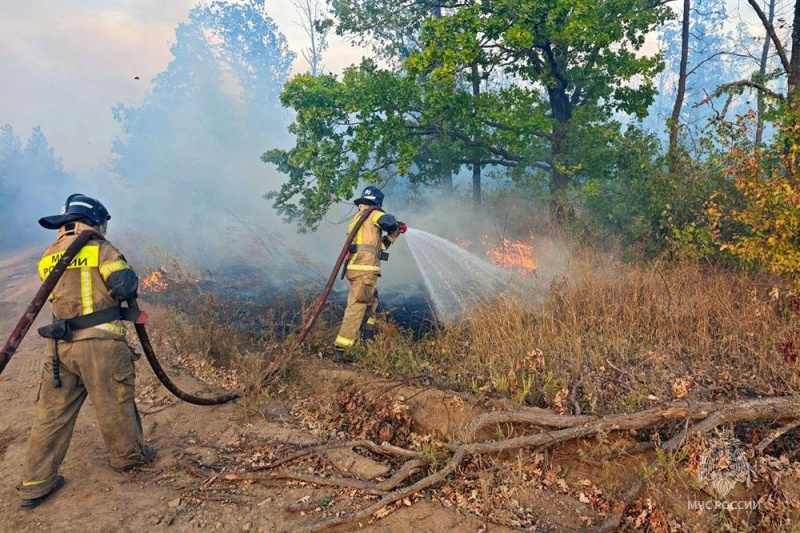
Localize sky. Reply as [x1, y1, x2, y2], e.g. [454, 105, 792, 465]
[0, 0, 774, 174]
[0, 0, 771, 178]
[0, 0, 366, 176]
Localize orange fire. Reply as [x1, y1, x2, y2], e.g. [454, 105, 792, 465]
[486, 237, 537, 273]
[455, 237, 473, 249]
[140, 270, 169, 294]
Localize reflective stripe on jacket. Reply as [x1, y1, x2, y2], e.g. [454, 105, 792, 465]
[346, 206, 397, 274]
[37, 222, 135, 340]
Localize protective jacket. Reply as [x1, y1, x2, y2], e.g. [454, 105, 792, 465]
[37, 221, 138, 341]
[20, 219, 148, 502]
[346, 205, 401, 275]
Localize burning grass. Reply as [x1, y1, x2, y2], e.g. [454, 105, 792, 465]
[484, 235, 537, 273]
[140, 244, 800, 416]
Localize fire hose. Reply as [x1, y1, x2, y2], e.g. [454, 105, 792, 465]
[0, 230, 238, 406]
[261, 205, 380, 385]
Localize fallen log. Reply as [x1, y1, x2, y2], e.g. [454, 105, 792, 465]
[316, 395, 800, 531]
[200, 395, 800, 531]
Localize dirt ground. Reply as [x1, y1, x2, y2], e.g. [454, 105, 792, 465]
[0, 249, 513, 533]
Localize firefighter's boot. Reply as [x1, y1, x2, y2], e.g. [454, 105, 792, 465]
[113, 445, 157, 473]
[332, 348, 355, 364]
[361, 327, 376, 342]
[19, 475, 66, 509]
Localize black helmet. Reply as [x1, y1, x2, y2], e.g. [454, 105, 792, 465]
[39, 193, 111, 230]
[354, 186, 384, 207]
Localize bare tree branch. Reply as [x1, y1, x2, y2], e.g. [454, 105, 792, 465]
[694, 79, 785, 108]
[746, 0, 791, 76]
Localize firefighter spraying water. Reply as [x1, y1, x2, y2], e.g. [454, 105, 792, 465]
[260, 186, 408, 382]
[332, 186, 407, 363]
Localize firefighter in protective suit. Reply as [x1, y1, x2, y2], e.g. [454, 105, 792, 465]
[18, 194, 155, 509]
[333, 186, 407, 363]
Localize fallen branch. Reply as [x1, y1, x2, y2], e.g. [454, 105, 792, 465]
[597, 409, 760, 532]
[312, 395, 800, 531]
[756, 419, 800, 453]
[248, 438, 422, 472]
[376, 458, 428, 491]
[462, 408, 592, 443]
[190, 395, 800, 531]
[308, 448, 468, 532]
[222, 471, 387, 496]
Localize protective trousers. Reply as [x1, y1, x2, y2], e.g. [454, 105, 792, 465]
[19, 338, 146, 499]
[335, 272, 379, 351]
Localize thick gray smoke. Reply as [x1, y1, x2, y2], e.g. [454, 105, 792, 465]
[3, 0, 566, 322]
[0, 125, 80, 251]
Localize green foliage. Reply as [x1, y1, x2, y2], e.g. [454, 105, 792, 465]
[262, 63, 431, 230]
[265, 0, 673, 231]
[707, 113, 800, 284]
[574, 127, 677, 254]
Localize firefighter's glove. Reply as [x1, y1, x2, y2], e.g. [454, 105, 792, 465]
[399, 222, 408, 234]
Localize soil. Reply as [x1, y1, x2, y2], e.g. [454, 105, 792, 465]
[0, 249, 513, 532]
[7, 246, 790, 532]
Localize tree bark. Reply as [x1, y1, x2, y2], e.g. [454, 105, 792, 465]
[546, 44, 572, 225]
[756, 0, 776, 144]
[471, 61, 482, 211]
[668, 0, 690, 164]
[790, 0, 800, 108]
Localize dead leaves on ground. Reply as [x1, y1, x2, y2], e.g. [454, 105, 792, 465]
[332, 386, 413, 448]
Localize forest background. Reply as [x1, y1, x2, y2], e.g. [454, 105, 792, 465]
[0, 0, 796, 277]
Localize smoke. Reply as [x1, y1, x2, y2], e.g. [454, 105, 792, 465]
[2, 0, 570, 327]
[0, 124, 80, 252]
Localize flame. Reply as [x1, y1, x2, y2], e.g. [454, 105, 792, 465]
[140, 270, 169, 294]
[455, 237, 473, 249]
[486, 237, 537, 273]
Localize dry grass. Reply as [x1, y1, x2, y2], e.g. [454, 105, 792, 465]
[132, 246, 800, 530]
[364, 248, 800, 414]
[135, 243, 800, 417]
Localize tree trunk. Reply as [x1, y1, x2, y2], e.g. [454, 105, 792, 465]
[549, 128, 569, 224]
[668, 0, 690, 165]
[440, 149, 453, 192]
[790, 0, 800, 113]
[756, 0, 776, 144]
[546, 43, 572, 225]
[471, 61, 482, 211]
[472, 163, 481, 211]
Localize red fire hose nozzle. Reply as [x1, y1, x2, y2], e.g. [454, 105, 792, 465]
[399, 222, 408, 233]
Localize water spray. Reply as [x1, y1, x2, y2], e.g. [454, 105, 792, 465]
[403, 228, 514, 323]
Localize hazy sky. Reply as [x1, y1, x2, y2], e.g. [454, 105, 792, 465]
[0, 0, 769, 177]
[0, 0, 365, 175]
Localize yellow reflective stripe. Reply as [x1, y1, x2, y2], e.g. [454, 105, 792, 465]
[335, 335, 356, 348]
[38, 245, 100, 279]
[80, 267, 93, 314]
[22, 480, 47, 487]
[346, 264, 381, 272]
[371, 211, 385, 227]
[95, 323, 127, 337]
[99, 259, 129, 281]
[366, 317, 376, 326]
[347, 217, 364, 262]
